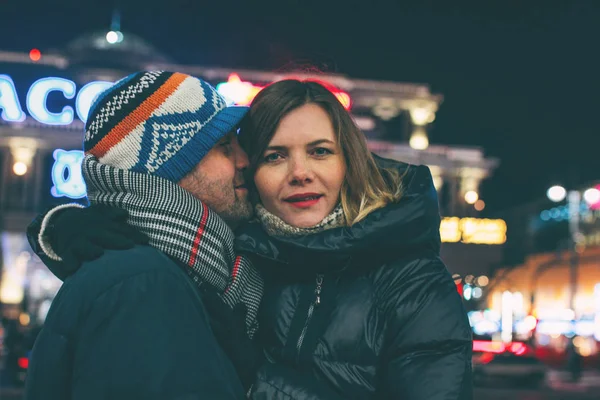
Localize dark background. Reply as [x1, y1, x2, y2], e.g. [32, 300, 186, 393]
[1, 0, 598, 213]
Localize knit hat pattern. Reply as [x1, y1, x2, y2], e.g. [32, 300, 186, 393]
[83, 71, 248, 182]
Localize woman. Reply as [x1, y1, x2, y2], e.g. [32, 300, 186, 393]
[30, 79, 472, 399]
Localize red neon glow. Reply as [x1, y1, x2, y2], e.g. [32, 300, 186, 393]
[473, 340, 505, 353]
[306, 78, 352, 110]
[477, 352, 495, 364]
[18, 357, 29, 369]
[216, 74, 263, 106]
[590, 184, 600, 211]
[455, 282, 463, 296]
[334, 91, 352, 109]
[473, 340, 530, 356]
[509, 342, 528, 356]
[216, 74, 352, 110]
[29, 48, 41, 62]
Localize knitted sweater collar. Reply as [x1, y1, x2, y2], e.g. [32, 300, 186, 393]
[255, 203, 346, 238]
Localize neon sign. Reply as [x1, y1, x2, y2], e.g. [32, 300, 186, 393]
[51, 149, 86, 199]
[0, 75, 25, 122]
[216, 74, 262, 106]
[0, 75, 113, 125]
[27, 78, 76, 125]
[440, 217, 507, 245]
[2, 73, 352, 126]
[216, 73, 352, 110]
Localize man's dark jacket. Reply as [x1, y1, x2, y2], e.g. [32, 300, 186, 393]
[25, 245, 245, 400]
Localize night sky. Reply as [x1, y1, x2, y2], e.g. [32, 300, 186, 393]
[1, 1, 599, 213]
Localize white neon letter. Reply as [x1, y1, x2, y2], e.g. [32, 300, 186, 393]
[51, 149, 87, 199]
[27, 77, 76, 125]
[76, 81, 113, 123]
[0, 75, 25, 122]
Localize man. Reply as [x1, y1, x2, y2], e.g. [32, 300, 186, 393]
[25, 71, 262, 399]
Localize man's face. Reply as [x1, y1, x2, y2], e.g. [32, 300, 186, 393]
[178, 131, 253, 229]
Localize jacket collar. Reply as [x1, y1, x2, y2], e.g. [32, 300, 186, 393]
[235, 156, 441, 275]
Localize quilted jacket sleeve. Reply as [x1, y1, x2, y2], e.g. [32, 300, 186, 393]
[250, 362, 344, 400]
[379, 258, 473, 399]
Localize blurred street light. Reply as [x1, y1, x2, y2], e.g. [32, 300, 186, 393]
[547, 185, 567, 202]
[464, 190, 479, 205]
[409, 127, 429, 150]
[13, 161, 27, 176]
[583, 187, 600, 206]
[106, 31, 124, 44]
[474, 199, 485, 211]
[29, 48, 41, 62]
[409, 107, 436, 125]
[106, 31, 119, 44]
[9, 137, 37, 176]
[545, 185, 588, 313]
[476, 275, 489, 287]
[463, 285, 472, 301]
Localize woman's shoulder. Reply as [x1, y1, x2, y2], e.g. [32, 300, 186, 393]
[370, 254, 456, 308]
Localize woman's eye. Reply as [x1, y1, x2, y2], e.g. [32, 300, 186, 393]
[313, 147, 332, 156]
[264, 153, 282, 162]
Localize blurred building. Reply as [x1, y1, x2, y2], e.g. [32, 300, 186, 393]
[499, 184, 600, 266]
[482, 246, 600, 358]
[466, 185, 600, 362]
[0, 31, 502, 321]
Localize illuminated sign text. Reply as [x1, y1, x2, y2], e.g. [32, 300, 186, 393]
[440, 217, 507, 245]
[0, 74, 112, 125]
[51, 150, 86, 199]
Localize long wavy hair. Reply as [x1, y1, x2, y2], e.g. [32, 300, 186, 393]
[239, 79, 403, 225]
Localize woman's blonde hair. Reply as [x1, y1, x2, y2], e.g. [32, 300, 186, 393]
[240, 79, 403, 225]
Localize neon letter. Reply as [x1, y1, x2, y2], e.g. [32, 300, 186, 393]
[0, 75, 25, 122]
[27, 77, 76, 125]
[51, 149, 86, 199]
[76, 81, 113, 123]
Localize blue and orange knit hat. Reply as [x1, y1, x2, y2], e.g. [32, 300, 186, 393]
[83, 71, 248, 182]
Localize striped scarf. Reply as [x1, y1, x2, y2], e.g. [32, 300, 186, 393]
[82, 155, 263, 337]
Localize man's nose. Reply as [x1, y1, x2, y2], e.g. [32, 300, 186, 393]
[232, 137, 249, 170]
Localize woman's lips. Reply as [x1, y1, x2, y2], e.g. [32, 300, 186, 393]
[283, 194, 323, 208]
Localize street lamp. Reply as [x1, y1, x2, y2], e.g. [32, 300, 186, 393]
[12, 162, 28, 176]
[464, 190, 479, 205]
[583, 187, 600, 207]
[408, 104, 436, 151]
[408, 127, 429, 150]
[9, 137, 37, 177]
[106, 31, 124, 44]
[546, 185, 587, 313]
[547, 185, 567, 203]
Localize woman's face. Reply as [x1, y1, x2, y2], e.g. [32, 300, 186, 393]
[254, 103, 346, 228]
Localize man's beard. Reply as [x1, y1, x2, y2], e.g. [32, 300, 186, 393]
[181, 170, 254, 229]
[217, 186, 254, 229]
[196, 182, 253, 229]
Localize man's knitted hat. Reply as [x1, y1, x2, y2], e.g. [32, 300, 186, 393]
[83, 71, 248, 182]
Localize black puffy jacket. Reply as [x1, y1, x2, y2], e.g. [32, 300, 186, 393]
[238, 158, 473, 399]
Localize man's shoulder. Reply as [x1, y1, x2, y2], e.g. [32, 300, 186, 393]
[58, 245, 189, 304]
[90, 244, 184, 280]
[45, 246, 196, 332]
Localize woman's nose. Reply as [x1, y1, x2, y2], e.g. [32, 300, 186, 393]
[289, 158, 314, 184]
